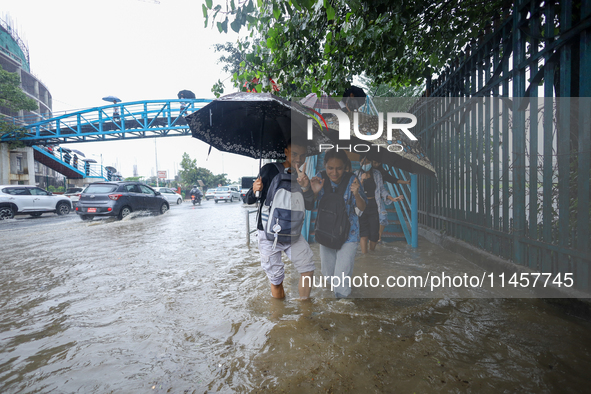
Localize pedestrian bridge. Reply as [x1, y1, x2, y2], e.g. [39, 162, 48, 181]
[2, 99, 212, 145]
[1, 99, 212, 181]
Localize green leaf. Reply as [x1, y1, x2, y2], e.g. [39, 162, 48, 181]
[230, 0, 236, 11]
[246, 0, 254, 13]
[273, 4, 281, 20]
[267, 36, 276, 49]
[255, 84, 263, 92]
[217, 17, 228, 33]
[205, 0, 212, 9]
[326, 5, 335, 21]
[230, 14, 242, 33]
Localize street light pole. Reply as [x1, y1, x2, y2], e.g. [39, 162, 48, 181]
[154, 138, 159, 187]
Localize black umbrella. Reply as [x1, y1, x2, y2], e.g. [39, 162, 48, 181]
[323, 111, 436, 176]
[185, 92, 332, 162]
[82, 158, 97, 163]
[178, 90, 196, 99]
[342, 85, 366, 111]
[71, 149, 85, 157]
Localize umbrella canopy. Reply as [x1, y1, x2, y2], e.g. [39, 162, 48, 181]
[59, 146, 72, 152]
[105, 166, 117, 172]
[177, 90, 196, 99]
[102, 96, 121, 103]
[299, 92, 341, 110]
[323, 111, 436, 176]
[82, 158, 97, 163]
[71, 149, 85, 157]
[185, 92, 333, 160]
[342, 85, 366, 111]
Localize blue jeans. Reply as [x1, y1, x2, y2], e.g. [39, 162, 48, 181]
[319, 242, 358, 297]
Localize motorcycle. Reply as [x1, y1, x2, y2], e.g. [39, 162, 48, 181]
[191, 194, 201, 206]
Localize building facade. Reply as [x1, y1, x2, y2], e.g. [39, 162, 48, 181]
[0, 15, 59, 186]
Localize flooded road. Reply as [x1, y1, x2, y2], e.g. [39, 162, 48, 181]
[1, 201, 591, 393]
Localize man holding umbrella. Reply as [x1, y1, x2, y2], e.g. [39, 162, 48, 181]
[244, 137, 316, 300]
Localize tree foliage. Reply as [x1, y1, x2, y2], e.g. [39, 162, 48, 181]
[205, 0, 504, 97]
[178, 152, 229, 190]
[0, 68, 38, 140]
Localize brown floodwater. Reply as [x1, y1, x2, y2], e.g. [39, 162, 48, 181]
[1, 202, 590, 393]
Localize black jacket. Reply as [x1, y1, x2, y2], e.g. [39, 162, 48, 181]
[375, 165, 399, 185]
[245, 163, 316, 231]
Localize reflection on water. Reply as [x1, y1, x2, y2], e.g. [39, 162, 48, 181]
[1, 203, 590, 393]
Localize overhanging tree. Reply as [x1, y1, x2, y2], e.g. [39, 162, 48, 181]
[0, 68, 38, 137]
[204, 0, 504, 97]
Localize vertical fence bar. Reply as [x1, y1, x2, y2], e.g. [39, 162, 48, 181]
[558, 0, 573, 274]
[411, 173, 418, 248]
[502, 29, 510, 259]
[578, 0, 591, 288]
[542, 0, 555, 273]
[512, 0, 527, 266]
[484, 51, 492, 252]
[528, 0, 540, 270]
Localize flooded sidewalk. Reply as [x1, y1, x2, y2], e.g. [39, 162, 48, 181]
[1, 202, 590, 393]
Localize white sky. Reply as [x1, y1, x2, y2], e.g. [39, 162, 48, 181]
[3, 0, 260, 183]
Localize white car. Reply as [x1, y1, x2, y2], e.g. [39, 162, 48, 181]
[0, 185, 72, 219]
[64, 186, 86, 207]
[153, 187, 183, 205]
[205, 188, 218, 200]
[214, 186, 241, 203]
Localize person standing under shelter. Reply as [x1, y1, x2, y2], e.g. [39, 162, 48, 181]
[371, 160, 410, 242]
[244, 138, 316, 300]
[355, 156, 404, 253]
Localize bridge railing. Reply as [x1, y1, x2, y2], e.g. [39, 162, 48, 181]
[1, 99, 212, 143]
[36, 145, 106, 178]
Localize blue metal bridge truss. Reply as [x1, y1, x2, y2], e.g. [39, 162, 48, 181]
[1, 99, 211, 181]
[2, 99, 212, 145]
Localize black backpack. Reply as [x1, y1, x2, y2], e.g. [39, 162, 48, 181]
[314, 171, 354, 249]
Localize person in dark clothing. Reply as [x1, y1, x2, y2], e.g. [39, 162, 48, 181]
[63, 149, 71, 165]
[245, 138, 316, 300]
[355, 157, 403, 253]
[370, 160, 410, 242]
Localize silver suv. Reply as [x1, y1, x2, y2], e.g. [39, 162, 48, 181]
[0, 185, 72, 219]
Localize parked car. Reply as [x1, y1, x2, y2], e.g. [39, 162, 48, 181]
[64, 186, 86, 207]
[153, 187, 183, 205]
[205, 188, 218, 201]
[240, 188, 249, 202]
[76, 181, 169, 221]
[214, 186, 241, 203]
[0, 185, 72, 219]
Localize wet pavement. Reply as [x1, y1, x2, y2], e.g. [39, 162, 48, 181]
[1, 200, 591, 393]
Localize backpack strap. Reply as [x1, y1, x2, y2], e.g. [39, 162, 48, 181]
[275, 162, 287, 174]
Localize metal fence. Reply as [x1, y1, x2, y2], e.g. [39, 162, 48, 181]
[413, 0, 591, 290]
